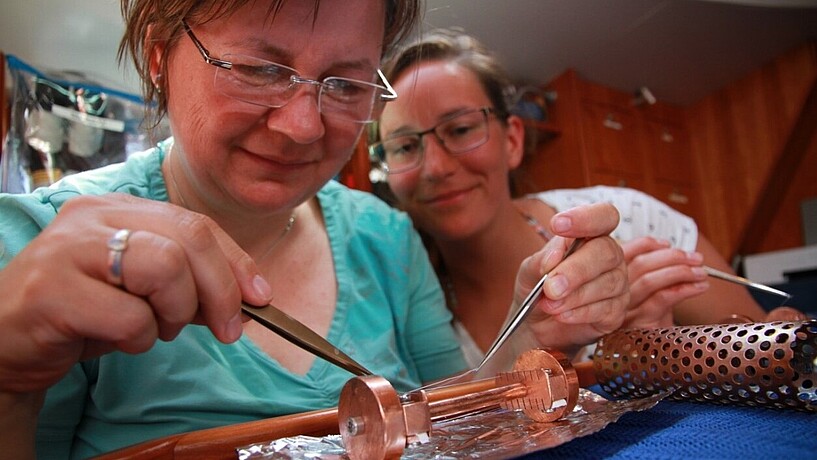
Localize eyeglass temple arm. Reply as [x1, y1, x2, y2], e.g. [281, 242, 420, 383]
[377, 69, 397, 102]
[182, 20, 233, 70]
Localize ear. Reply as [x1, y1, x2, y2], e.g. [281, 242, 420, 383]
[146, 25, 166, 85]
[504, 114, 526, 170]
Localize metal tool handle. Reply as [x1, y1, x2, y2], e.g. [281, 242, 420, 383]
[242, 302, 372, 376]
[703, 265, 792, 301]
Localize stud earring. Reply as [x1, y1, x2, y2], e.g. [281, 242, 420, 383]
[153, 74, 163, 93]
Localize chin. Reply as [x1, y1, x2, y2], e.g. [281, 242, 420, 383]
[428, 221, 478, 243]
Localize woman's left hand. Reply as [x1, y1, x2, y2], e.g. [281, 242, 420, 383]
[514, 203, 629, 357]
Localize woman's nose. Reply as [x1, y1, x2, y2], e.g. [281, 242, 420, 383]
[265, 90, 326, 144]
[420, 136, 458, 180]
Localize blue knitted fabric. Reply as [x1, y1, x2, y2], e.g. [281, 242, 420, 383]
[520, 389, 817, 460]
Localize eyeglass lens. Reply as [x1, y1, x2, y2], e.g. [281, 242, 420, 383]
[214, 54, 384, 123]
[373, 109, 490, 173]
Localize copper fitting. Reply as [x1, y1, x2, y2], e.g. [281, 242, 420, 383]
[338, 348, 580, 460]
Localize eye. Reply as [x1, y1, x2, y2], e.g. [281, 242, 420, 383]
[323, 78, 373, 101]
[442, 119, 480, 139]
[230, 62, 291, 87]
[384, 136, 420, 159]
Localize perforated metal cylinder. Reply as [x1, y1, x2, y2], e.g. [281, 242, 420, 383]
[593, 320, 817, 411]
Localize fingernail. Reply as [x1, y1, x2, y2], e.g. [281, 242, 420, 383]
[560, 308, 574, 319]
[691, 267, 707, 279]
[693, 281, 710, 290]
[687, 252, 704, 263]
[225, 313, 243, 342]
[545, 298, 564, 311]
[552, 216, 571, 233]
[547, 274, 568, 298]
[543, 248, 560, 269]
[253, 275, 272, 299]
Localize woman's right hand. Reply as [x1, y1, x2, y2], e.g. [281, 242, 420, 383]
[620, 236, 709, 329]
[0, 193, 272, 394]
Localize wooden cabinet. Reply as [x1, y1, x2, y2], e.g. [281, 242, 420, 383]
[337, 136, 373, 192]
[515, 69, 707, 230]
[580, 101, 642, 178]
[643, 118, 695, 186]
[686, 42, 817, 258]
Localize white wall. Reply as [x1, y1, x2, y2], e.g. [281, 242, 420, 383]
[1, 0, 138, 93]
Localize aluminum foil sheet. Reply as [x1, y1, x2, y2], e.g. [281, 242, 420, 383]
[236, 389, 666, 459]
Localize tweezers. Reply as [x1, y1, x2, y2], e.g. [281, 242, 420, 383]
[407, 238, 586, 395]
[703, 266, 792, 302]
[477, 238, 585, 370]
[241, 302, 373, 376]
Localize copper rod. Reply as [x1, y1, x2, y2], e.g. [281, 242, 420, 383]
[428, 381, 528, 422]
[422, 377, 498, 401]
[95, 407, 339, 460]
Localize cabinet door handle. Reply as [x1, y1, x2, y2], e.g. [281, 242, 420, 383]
[667, 190, 689, 204]
[603, 116, 623, 131]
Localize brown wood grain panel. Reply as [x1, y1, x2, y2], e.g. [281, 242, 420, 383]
[737, 75, 817, 255]
[642, 118, 694, 186]
[514, 70, 589, 195]
[579, 101, 642, 176]
[687, 42, 817, 259]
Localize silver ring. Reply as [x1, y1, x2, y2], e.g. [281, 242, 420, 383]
[106, 229, 132, 287]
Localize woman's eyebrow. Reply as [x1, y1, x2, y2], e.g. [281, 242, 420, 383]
[386, 107, 475, 136]
[387, 125, 421, 136]
[227, 37, 293, 61]
[232, 38, 378, 74]
[393, 107, 489, 139]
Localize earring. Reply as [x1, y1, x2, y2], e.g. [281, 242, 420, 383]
[153, 74, 163, 93]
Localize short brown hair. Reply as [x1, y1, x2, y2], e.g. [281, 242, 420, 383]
[118, 0, 423, 126]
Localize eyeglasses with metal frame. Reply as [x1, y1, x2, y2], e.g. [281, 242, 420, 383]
[369, 107, 495, 174]
[182, 20, 396, 124]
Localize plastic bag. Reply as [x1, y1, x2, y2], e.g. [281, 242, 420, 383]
[1, 54, 167, 193]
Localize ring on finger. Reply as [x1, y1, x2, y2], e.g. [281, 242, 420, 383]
[106, 229, 132, 287]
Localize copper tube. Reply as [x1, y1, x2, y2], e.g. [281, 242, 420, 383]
[592, 320, 817, 411]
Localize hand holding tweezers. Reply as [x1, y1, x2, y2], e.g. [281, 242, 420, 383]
[241, 302, 372, 376]
[478, 238, 585, 370]
[409, 238, 587, 395]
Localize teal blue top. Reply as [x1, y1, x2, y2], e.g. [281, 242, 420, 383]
[0, 140, 466, 459]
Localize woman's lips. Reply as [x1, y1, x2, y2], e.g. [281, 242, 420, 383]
[242, 148, 315, 173]
[421, 186, 475, 206]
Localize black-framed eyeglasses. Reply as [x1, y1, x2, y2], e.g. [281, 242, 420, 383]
[369, 107, 495, 174]
[181, 20, 397, 123]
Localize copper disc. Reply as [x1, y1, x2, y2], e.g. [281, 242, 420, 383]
[338, 376, 406, 459]
[510, 348, 580, 422]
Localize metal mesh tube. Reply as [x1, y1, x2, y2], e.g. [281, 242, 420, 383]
[592, 320, 817, 411]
